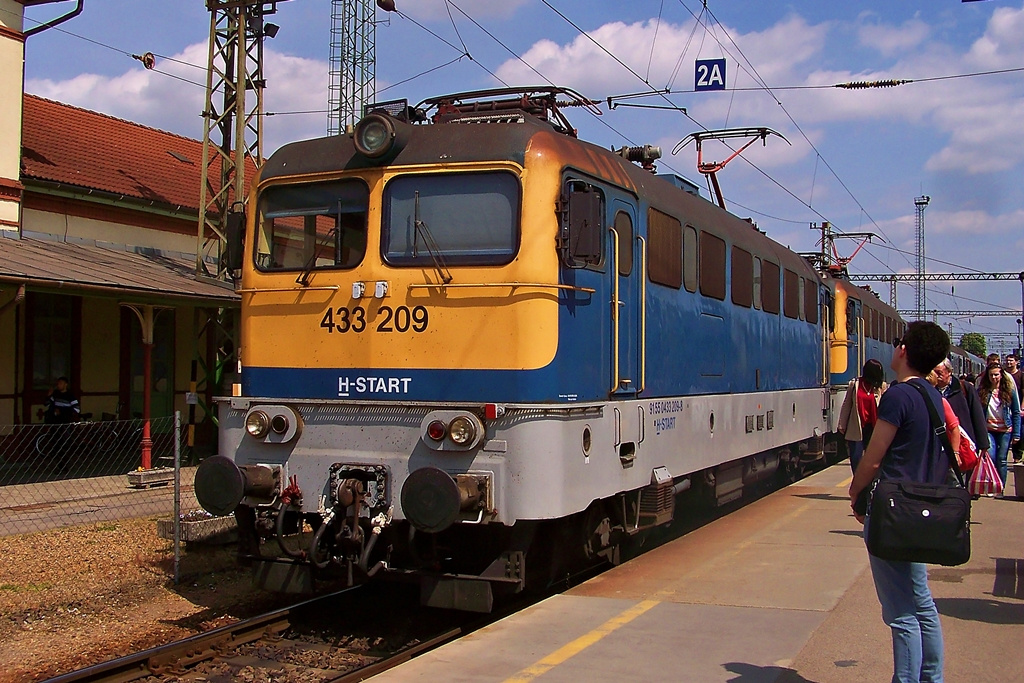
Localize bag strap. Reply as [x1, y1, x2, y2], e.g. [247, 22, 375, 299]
[907, 378, 967, 488]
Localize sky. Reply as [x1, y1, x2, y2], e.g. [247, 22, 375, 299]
[15, 0, 1024, 352]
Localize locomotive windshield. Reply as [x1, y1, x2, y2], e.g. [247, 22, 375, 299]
[255, 179, 369, 272]
[382, 171, 520, 266]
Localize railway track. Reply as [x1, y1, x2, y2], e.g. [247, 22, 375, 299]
[44, 586, 475, 683]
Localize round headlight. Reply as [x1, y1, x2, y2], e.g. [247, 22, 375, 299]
[354, 114, 396, 158]
[448, 416, 476, 445]
[271, 414, 289, 434]
[245, 410, 269, 439]
[426, 419, 447, 442]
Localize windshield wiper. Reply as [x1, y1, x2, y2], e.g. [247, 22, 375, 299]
[296, 226, 338, 286]
[413, 191, 453, 285]
[297, 201, 344, 286]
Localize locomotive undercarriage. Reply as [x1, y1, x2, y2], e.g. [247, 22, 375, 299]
[221, 437, 820, 612]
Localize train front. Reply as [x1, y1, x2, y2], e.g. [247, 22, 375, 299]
[193, 96, 590, 611]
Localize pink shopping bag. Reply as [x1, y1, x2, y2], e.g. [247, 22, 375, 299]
[968, 452, 1003, 497]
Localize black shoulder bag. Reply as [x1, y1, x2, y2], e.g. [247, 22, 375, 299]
[866, 380, 972, 566]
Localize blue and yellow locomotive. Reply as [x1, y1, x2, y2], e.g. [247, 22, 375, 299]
[195, 87, 901, 611]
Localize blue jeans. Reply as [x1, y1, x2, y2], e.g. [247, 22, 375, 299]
[847, 439, 865, 474]
[988, 430, 1011, 485]
[868, 553, 944, 683]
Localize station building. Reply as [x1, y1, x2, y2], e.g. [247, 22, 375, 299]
[0, 1, 239, 455]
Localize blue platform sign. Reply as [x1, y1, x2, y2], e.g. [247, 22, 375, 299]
[695, 58, 726, 91]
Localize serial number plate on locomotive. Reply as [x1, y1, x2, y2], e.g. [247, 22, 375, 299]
[320, 305, 429, 333]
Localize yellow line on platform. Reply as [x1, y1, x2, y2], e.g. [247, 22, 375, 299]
[837, 475, 853, 489]
[501, 599, 660, 683]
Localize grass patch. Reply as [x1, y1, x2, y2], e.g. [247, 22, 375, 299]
[0, 583, 51, 592]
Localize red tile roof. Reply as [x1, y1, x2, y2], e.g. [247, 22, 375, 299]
[20, 94, 255, 212]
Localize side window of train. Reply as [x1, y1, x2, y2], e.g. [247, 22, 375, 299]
[846, 299, 857, 335]
[731, 246, 753, 308]
[683, 225, 698, 292]
[559, 180, 604, 269]
[752, 257, 762, 310]
[647, 208, 682, 288]
[699, 231, 726, 300]
[803, 277, 819, 324]
[783, 269, 799, 319]
[761, 260, 780, 314]
[615, 211, 633, 276]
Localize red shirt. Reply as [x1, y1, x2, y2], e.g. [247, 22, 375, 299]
[857, 379, 878, 429]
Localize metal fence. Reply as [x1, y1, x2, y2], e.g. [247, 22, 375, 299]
[0, 413, 217, 581]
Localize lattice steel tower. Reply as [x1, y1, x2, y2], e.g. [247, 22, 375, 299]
[914, 195, 930, 321]
[329, 0, 381, 134]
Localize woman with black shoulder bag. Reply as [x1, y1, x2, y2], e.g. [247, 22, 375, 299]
[849, 321, 963, 683]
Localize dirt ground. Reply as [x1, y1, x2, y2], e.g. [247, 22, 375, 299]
[0, 517, 294, 682]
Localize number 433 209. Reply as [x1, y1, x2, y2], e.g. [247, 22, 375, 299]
[320, 305, 429, 333]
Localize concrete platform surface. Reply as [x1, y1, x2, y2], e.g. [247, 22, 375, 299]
[374, 464, 1024, 682]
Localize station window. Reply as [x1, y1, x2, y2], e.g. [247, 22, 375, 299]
[699, 231, 726, 301]
[731, 246, 753, 308]
[614, 211, 633, 276]
[762, 261, 780, 314]
[804, 277, 819, 324]
[783, 268, 799, 319]
[647, 208, 682, 288]
[683, 225, 698, 293]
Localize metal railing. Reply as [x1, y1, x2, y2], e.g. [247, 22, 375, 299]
[0, 413, 226, 582]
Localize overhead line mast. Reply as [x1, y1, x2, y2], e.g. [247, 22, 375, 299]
[329, 0, 394, 134]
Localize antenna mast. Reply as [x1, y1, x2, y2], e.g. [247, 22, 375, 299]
[914, 195, 931, 321]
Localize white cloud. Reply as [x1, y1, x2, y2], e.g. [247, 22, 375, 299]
[25, 43, 329, 154]
[857, 18, 930, 56]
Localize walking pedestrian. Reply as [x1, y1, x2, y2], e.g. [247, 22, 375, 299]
[1005, 354, 1024, 462]
[838, 359, 887, 473]
[976, 362, 1021, 487]
[934, 359, 989, 464]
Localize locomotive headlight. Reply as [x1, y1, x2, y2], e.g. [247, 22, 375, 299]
[354, 113, 396, 158]
[448, 416, 476, 445]
[245, 410, 270, 438]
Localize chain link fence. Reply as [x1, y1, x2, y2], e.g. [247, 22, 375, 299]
[0, 412, 230, 582]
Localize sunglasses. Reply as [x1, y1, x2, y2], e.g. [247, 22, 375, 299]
[892, 337, 902, 348]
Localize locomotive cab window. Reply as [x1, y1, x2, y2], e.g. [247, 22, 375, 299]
[614, 211, 633, 276]
[256, 179, 369, 272]
[383, 171, 520, 266]
[559, 180, 604, 269]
